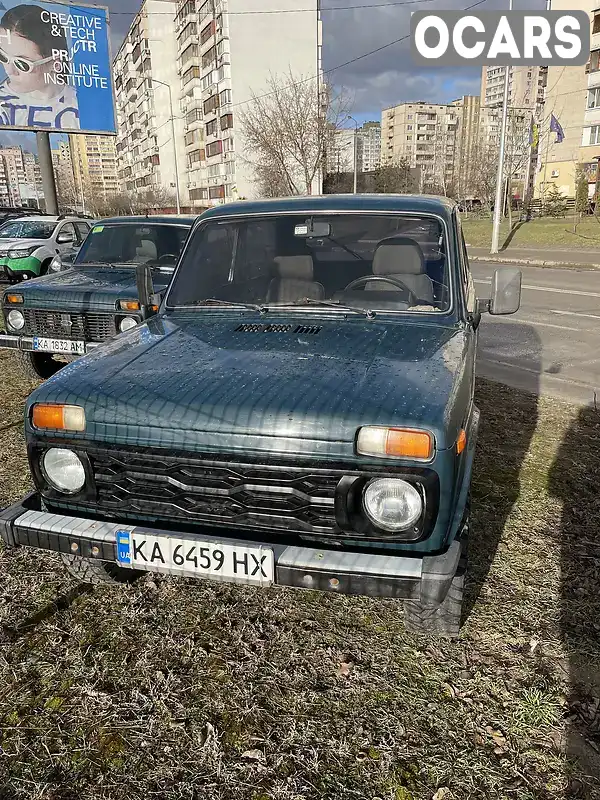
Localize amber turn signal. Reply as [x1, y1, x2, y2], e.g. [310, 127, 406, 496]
[6, 293, 23, 304]
[356, 426, 434, 460]
[456, 429, 467, 455]
[118, 299, 141, 311]
[32, 404, 86, 432]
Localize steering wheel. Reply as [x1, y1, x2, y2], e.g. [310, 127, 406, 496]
[157, 253, 177, 263]
[343, 275, 417, 306]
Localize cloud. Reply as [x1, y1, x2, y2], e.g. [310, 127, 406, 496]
[321, 0, 547, 115]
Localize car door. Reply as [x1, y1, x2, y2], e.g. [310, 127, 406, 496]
[72, 222, 90, 260]
[55, 222, 77, 257]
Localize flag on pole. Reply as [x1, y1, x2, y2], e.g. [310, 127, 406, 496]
[529, 119, 539, 148]
[550, 114, 564, 144]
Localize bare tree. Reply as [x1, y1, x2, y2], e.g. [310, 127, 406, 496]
[239, 70, 351, 198]
[372, 159, 418, 194]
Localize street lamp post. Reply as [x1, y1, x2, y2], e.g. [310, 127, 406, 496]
[345, 115, 360, 194]
[152, 78, 181, 214]
[491, 0, 513, 254]
[130, 72, 181, 214]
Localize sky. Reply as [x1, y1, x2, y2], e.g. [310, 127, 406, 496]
[0, 0, 548, 152]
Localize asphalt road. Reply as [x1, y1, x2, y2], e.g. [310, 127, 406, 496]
[474, 262, 600, 407]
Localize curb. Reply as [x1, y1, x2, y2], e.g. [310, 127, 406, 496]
[469, 254, 600, 270]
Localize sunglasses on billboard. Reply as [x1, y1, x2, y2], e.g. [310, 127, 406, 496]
[0, 48, 54, 74]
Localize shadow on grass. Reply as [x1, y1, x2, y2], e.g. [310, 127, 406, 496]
[548, 406, 600, 795]
[465, 322, 541, 622]
[499, 220, 526, 251]
[1, 583, 92, 641]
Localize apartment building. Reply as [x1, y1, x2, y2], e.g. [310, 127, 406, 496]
[69, 134, 119, 207]
[176, 0, 321, 207]
[0, 146, 41, 207]
[531, 0, 596, 199]
[327, 122, 381, 176]
[381, 100, 466, 193]
[52, 140, 77, 206]
[114, 0, 187, 205]
[481, 66, 547, 112]
[359, 122, 381, 172]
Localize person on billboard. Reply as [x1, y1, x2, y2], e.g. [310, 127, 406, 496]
[0, 4, 79, 130]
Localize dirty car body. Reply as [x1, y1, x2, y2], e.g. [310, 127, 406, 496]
[0, 196, 521, 637]
[0, 215, 195, 379]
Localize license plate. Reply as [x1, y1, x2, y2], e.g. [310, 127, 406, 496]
[115, 530, 274, 585]
[33, 337, 85, 354]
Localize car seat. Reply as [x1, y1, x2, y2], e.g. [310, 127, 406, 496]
[134, 238, 158, 263]
[366, 237, 434, 303]
[267, 256, 325, 303]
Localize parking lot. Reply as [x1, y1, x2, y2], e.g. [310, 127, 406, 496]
[1, 346, 599, 800]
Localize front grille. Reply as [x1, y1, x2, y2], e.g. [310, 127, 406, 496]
[23, 309, 115, 342]
[34, 445, 439, 543]
[89, 449, 341, 535]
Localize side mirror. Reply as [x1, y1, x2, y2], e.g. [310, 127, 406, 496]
[489, 267, 521, 315]
[56, 231, 74, 244]
[135, 262, 157, 318]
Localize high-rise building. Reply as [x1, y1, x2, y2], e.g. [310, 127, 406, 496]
[532, 0, 596, 200]
[69, 134, 119, 208]
[381, 100, 465, 193]
[0, 146, 41, 207]
[176, 0, 322, 207]
[52, 140, 77, 208]
[359, 122, 381, 172]
[114, 0, 187, 206]
[480, 65, 547, 112]
[327, 122, 382, 176]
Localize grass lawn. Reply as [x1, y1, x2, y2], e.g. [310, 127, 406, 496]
[1, 350, 600, 799]
[462, 216, 600, 251]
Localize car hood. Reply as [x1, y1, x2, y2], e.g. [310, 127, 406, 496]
[29, 314, 471, 459]
[0, 237, 43, 253]
[10, 266, 172, 312]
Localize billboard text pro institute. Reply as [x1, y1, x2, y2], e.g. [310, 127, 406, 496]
[0, 0, 115, 134]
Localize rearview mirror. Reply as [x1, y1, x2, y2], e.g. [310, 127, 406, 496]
[489, 267, 521, 315]
[56, 230, 74, 244]
[294, 220, 331, 238]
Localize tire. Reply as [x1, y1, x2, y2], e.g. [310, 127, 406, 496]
[39, 258, 52, 276]
[403, 513, 469, 639]
[60, 554, 144, 586]
[16, 350, 63, 380]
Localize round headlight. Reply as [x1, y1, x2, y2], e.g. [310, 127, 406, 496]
[362, 478, 422, 532]
[119, 316, 138, 332]
[41, 448, 86, 494]
[7, 309, 24, 330]
[49, 256, 62, 272]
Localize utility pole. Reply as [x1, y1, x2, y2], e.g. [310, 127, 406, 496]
[36, 131, 58, 215]
[490, 0, 513, 254]
[353, 126, 358, 194]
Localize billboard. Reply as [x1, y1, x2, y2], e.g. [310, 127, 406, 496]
[0, 0, 115, 133]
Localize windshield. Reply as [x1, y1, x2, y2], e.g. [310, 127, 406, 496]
[167, 213, 451, 313]
[75, 223, 190, 268]
[0, 220, 56, 239]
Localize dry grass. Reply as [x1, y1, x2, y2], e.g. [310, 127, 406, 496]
[0, 350, 599, 800]
[462, 216, 600, 251]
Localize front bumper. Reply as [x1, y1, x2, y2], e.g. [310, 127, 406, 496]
[0, 493, 462, 603]
[0, 333, 100, 353]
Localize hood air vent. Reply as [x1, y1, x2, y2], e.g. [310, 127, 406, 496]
[235, 323, 322, 335]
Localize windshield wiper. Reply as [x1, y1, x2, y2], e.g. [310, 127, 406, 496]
[286, 298, 375, 318]
[188, 298, 267, 312]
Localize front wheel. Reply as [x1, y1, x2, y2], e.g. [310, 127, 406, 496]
[403, 518, 469, 639]
[60, 554, 144, 586]
[16, 351, 64, 380]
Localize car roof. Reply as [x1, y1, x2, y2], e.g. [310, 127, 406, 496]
[197, 194, 458, 221]
[3, 215, 59, 223]
[96, 215, 197, 226]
